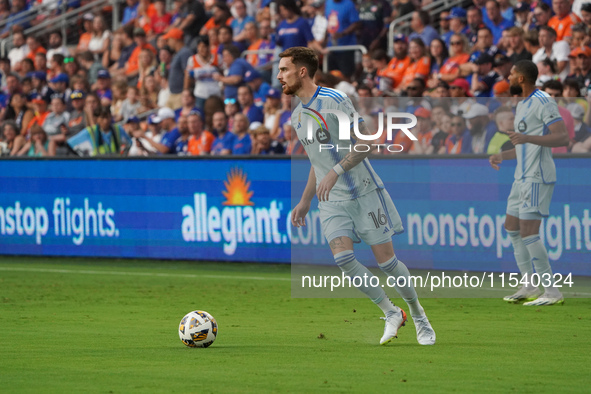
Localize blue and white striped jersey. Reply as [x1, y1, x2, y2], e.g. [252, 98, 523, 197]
[291, 86, 384, 201]
[513, 89, 562, 184]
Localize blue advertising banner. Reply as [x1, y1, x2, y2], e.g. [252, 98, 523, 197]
[0, 157, 590, 275]
[0, 159, 291, 263]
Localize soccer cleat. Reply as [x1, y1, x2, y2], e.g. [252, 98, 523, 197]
[523, 292, 564, 306]
[413, 315, 436, 345]
[379, 308, 407, 345]
[503, 286, 542, 303]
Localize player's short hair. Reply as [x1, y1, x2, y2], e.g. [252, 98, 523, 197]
[279, 47, 319, 79]
[218, 25, 233, 36]
[514, 60, 538, 85]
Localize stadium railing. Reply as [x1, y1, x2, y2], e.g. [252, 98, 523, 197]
[387, 0, 466, 57]
[322, 45, 368, 73]
[0, 0, 122, 57]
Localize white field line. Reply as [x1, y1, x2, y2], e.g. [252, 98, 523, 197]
[0, 266, 291, 282]
[1, 266, 590, 296]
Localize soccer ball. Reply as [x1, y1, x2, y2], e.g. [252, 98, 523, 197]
[178, 311, 218, 348]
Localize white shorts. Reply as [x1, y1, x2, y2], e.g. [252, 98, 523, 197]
[319, 188, 404, 245]
[506, 180, 555, 220]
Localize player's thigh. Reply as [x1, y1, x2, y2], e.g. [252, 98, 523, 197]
[505, 214, 520, 232]
[517, 182, 555, 222]
[318, 200, 358, 248]
[519, 219, 542, 238]
[353, 189, 404, 246]
[506, 180, 521, 220]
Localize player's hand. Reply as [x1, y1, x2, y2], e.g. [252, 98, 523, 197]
[291, 200, 311, 227]
[507, 131, 529, 145]
[316, 170, 338, 202]
[489, 153, 502, 170]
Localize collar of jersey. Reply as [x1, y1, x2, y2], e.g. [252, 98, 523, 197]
[302, 86, 321, 108]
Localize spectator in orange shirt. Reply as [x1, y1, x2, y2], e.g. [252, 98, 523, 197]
[436, 34, 470, 84]
[25, 95, 50, 138]
[409, 107, 434, 155]
[445, 114, 467, 154]
[26, 36, 46, 63]
[548, 0, 581, 42]
[377, 34, 410, 92]
[200, 2, 233, 36]
[187, 110, 215, 155]
[398, 38, 431, 93]
[75, 14, 95, 55]
[121, 28, 156, 84]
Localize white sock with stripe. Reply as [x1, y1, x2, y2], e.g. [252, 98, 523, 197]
[378, 255, 425, 318]
[523, 235, 560, 295]
[507, 230, 534, 288]
[334, 250, 399, 317]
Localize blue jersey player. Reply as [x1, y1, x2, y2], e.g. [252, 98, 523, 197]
[489, 60, 570, 306]
[279, 47, 435, 345]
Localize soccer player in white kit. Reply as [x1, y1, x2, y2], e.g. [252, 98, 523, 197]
[279, 47, 435, 345]
[489, 60, 570, 306]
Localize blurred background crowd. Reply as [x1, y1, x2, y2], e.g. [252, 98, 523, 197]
[0, 0, 590, 157]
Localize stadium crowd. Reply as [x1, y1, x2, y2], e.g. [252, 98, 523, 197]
[0, 0, 590, 157]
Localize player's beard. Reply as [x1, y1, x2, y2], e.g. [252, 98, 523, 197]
[282, 77, 303, 96]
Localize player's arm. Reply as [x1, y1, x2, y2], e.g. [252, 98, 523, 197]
[339, 120, 376, 171]
[292, 166, 316, 227]
[507, 120, 570, 148]
[489, 148, 516, 170]
[317, 115, 375, 201]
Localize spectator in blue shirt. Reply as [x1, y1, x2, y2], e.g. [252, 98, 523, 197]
[162, 28, 192, 109]
[484, 0, 513, 45]
[121, 0, 139, 25]
[231, 113, 252, 154]
[213, 44, 255, 100]
[325, 0, 361, 77]
[275, 0, 318, 50]
[230, 0, 255, 44]
[217, 25, 246, 55]
[470, 52, 502, 97]
[238, 85, 264, 124]
[210, 111, 235, 155]
[0, 0, 29, 39]
[244, 69, 272, 107]
[152, 107, 180, 154]
[408, 10, 440, 46]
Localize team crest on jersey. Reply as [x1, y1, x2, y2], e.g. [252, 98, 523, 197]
[518, 120, 527, 132]
[316, 127, 330, 144]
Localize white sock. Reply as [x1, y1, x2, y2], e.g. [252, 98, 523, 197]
[334, 250, 397, 316]
[523, 235, 559, 295]
[379, 255, 425, 318]
[507, 230, 534, 288]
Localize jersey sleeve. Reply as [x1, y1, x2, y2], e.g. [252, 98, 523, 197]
[541, 99, 562, 127]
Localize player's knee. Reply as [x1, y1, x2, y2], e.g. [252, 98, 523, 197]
[333, 250, 356, 269]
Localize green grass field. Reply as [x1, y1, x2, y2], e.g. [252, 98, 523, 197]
[1, 257, 590, 393]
